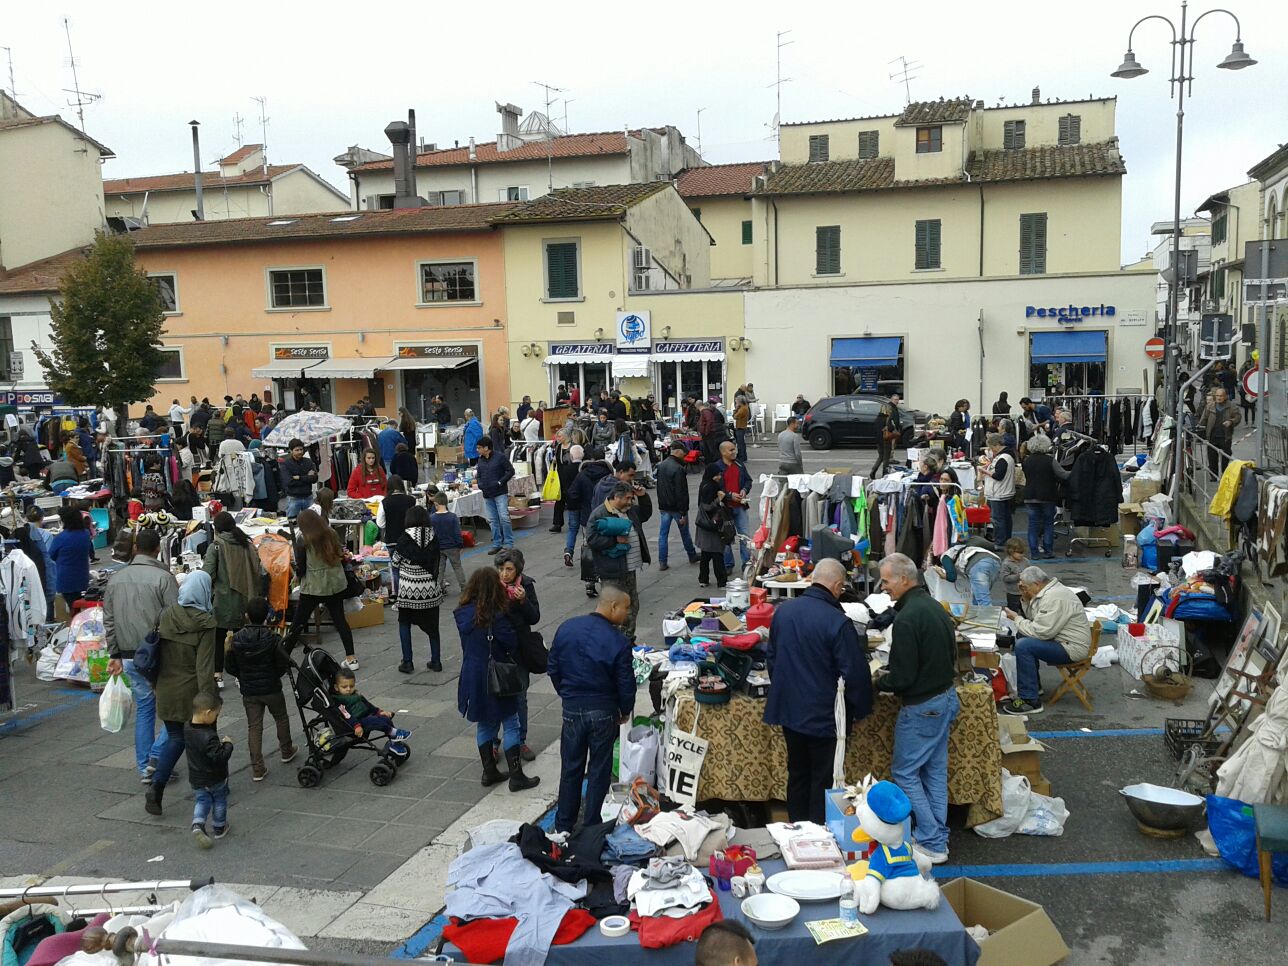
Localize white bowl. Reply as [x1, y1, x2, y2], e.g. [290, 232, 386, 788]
[741, 892, 800, 930]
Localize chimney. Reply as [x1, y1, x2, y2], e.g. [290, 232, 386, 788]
[407, 109, 419, 201]
[1031, 86, 1041, 105]
[384, 120, 424, 209]
[974, 99, 984, 110]
[496, 102, 523, 152]
[468, 137, 477, 161]
[189, 120, 204, 221]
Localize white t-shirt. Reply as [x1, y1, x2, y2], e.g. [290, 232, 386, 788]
[520, 416, 540, 442]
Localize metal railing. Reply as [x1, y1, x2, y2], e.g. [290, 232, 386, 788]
[1177, 428, 1234, 551]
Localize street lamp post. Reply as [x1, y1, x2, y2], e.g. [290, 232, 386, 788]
[1111, 2, 1256, 421]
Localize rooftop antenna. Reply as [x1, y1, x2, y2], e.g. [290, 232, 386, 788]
[696, 107, 705, 157]
[888, 55, 922, 106]
[1, 47, 15, 101]
[251, 95, 270, 211]
[533, 79, 565, 192]
[232, 111, 245, 148]
[769, 29, 793, 145]
[61, 18, 100, 131]
[561, 98, 574, 133]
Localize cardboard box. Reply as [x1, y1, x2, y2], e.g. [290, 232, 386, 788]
[434, 444, 464, 465]
[1118, 503, 1143, 537]
[1083, 522, 1121, 549]
[1030, 775, 1052, 797]
[973, 650, 1002, 669]
[998, 718, 1048, 781]
[941, 878, 1069, 966]
[343, 599, 385, 629]
[1129, 477, 1162, 503]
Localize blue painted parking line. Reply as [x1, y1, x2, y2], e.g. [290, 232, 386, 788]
[0, 690, 99, 735]
[932, 858, 1227, 878]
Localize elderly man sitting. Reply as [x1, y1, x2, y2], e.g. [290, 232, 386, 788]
[1000, 567, 1092, 715]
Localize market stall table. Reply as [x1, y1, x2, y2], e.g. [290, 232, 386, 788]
[672, 684, 1003, 826]
[516, 858, 980, 966]
[756, 575, 812, 599]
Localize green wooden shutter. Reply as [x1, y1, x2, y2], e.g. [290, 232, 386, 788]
[546, 242, 579, 298]
[816, 226, 840, 275]
[858, 131, 879, 159]
[915, 220, 941, 270]
[741, 220, 753, 245]
[1020, 213, 1047, 275]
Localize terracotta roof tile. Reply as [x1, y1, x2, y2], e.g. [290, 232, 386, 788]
[128, 203, 516, 249]
[894, 98, 973, 127]
[0, 247, 87, 294]
[675, 162, 770, 198]
[218, 143, 263, 165]
[350, 131, 634, 173]
[756, 141, 1125, 196]
[491, 183, 671, 223]
[103, 164, 298, 195]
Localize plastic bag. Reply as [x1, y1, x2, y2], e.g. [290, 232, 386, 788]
[1207, 795, 1288, 885]
[619, 723, 661, 785]
[36, 644, 60, 681]
[1018, 793, 1069, 836]
[542, 468, 561, 501]
[99, 673, 134, 733]
[343, 595, 366, 614]
[974, 770, 1032, 838]
[998, 652, 1018, 699]
[162, 884, 305, 966]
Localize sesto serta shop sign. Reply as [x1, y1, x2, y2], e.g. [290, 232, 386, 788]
[1026, 303, 1116, 324]
[397, 344, 480, 358]
[274, 345, 329, 359]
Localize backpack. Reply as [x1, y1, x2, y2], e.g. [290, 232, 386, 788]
[132, 618, 163, 685]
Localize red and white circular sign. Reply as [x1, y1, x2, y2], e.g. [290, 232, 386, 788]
[1144, 337, 1166, 361]
[1243, 366, 1266, 398]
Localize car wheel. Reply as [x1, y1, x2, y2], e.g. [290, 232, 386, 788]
[808, 428, 832, 450]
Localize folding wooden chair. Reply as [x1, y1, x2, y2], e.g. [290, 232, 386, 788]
[1048, 620, 1102, 710]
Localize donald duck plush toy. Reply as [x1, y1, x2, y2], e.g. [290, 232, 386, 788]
[851, 780, 941, 915]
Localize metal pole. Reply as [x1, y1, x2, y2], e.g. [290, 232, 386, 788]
[1257, 235, 1271, 463]
[0, 878, 211, 900]
[189, 120, 204, 221]
[1166, 2, 1188, 419]
[1171, 360, 1214, 508]
[149, 938, 413, 966]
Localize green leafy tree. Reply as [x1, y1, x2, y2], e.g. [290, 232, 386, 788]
[33, 232, 166, 420]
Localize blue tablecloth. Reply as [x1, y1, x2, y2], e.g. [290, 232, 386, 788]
[446, 859, 980, 966]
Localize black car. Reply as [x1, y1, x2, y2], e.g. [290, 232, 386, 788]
[800, 394, 927, 450]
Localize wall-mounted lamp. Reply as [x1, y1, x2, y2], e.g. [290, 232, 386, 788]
[493, 318, 503, 327]
[661, 325, 672, 339]
[728, 337, 752, 352]
[358, 331, 366, 343]
[220, 335, 229, 347]
[521, 342, 543, 358]
[594, 327, 605, 342]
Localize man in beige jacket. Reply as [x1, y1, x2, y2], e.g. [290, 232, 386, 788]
[1000, 567, 1091, 715]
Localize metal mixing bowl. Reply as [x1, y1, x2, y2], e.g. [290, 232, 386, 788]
[1120, 782, 1205, 832]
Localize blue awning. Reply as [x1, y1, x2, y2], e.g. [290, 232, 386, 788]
[830, 336, 903, 368]
[1030, 330, 1107, 364]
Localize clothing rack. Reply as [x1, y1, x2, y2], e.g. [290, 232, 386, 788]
[0, 879, 211, 900]
[1039, 393, 1157, 457]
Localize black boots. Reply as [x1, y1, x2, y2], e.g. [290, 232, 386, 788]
[144, 782, 164, 815]
[506, 746, 540, 792]
[478, 743, 508, 787]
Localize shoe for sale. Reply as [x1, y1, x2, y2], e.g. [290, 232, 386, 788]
[520, 744, 536, 762]
[192, 825, 212, 850]
[487, 547, 501, 555]
[397, 661, 414, 674]
[1001, 698, 1044, 716]
[658, 562, 669, 572]
[342, 658, 360, 671]
[563, 551, 573, 568]
[428, 660, 443, 672]
[281, 745, 299, 764]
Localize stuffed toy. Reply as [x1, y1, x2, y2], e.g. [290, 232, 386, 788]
[851, 780, 941, 915]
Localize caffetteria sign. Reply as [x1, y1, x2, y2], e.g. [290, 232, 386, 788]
[1026, 303, 1116, 323]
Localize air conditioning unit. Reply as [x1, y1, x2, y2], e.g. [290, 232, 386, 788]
[634, 272, 651, 291]
[633, 246, 652, 270]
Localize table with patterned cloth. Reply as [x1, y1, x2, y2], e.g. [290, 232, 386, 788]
[671, 683, 1003, 826]
[448, 488, 486, 520]
[508, 474, 537, 498]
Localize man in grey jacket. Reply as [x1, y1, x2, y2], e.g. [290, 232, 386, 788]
[778, 416, 804, 474]
[105, 529, 180, 781]
[1000, 567, 1092, 716]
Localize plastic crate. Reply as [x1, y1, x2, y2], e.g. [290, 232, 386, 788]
[1164, 717, 1222, 761]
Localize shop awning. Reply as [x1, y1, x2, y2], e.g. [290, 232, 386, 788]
[543, 352, 614, 366]
[382, 356, 475, 371]
[1030, 330, 1107, 364]
[305, 357, 397, 380]
[612, 354, 651, 378]
[651, 341, 726, 362]
[250, 358, 324, 379]
[830, 336, 902, 368]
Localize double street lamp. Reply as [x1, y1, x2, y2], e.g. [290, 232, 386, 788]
[1110, 2, 1256, 416]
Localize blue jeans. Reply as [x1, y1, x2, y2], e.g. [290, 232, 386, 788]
[1027, 502, 1056, 557]
[476, 713, 522, 751]
[555, 708, 619, 832]
[152, 719, 187, 786]
[989, 499, 1014, 546]
[482, 493, 514, 549]
[967, 556, 1000, 606]
[192, 779, 229, 831]
[286, 496, 312, 519]
[565, 509, 581, 554]
[658, 511, 696, 564]
[518, 693, 529, 743]
[734, 428, 748, 463]
[1016, 637, 1073, 703]
[123, 660, 168, 776]
[892, 688, 960, 854]
[723, 505, 752, 571]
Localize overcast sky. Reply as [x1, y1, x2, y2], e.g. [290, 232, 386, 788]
[7, 0, 1285, 262]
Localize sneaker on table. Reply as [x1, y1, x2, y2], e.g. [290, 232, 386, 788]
[1002, 698, 1044, 716]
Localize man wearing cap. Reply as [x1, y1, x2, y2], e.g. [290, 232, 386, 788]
[654, 441, 699, 572]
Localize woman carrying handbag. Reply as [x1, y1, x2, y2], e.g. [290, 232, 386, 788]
[455, 568, 539, 792]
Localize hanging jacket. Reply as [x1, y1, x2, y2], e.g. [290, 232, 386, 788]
[1067, 447, 1120, 527]
[1, 549, 45, 646]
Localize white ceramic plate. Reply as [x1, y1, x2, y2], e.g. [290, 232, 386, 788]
[766, 870, 848, 901]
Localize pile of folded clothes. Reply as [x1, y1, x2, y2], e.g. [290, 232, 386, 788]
[767, 820, 846, 872]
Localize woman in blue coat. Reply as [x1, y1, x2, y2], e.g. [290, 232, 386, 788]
[455, 567, 539, 793]
[49, 507, 93, 612]
[462, 409, 484, 466]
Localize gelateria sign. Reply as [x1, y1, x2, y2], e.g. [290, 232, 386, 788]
[1026, 303, 1116, 324]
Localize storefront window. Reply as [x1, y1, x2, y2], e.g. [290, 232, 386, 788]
[832, 360, 904, 397]
[403, 364, 480, 424]
[548, 362, 612, 407]
[274, 378, 332, 413]
[1028, 362, 1107, 396]
[653, 359, 725, 412]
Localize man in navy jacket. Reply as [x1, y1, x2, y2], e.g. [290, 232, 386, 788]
[475, 437, 515, 554]
[763, 558, 873, 823]
[548, 586, 635, 831]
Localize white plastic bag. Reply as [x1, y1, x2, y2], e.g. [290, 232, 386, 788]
[998, 652, 1018, 699]
[99, 673, 134, 733]
[619, 724, 661, 785]
[974, 770, 1032, 838]
[343, 595, 365, 614]
[36, 644, 60, 681]
[1018, 793, 1069, 836]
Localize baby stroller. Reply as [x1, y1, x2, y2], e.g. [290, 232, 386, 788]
[288, 645, 410, 788]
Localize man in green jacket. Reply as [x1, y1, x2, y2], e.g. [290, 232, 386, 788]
[876, 552, 959, 865]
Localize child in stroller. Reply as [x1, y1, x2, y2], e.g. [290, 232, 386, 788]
[289, 645, 410, 788]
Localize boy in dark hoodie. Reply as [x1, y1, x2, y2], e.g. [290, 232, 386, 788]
[223, 597, 296, 781]
[185, 692, 234, 849]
